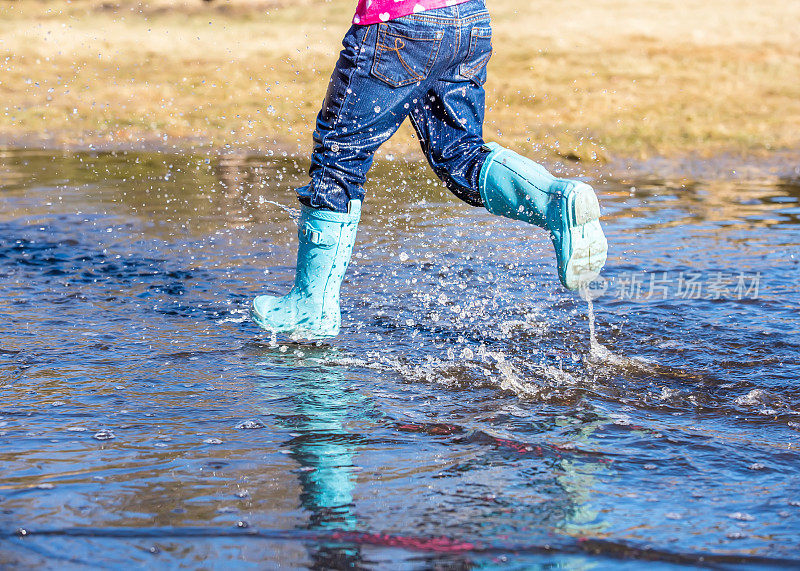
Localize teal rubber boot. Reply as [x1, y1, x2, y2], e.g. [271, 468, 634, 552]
[478, 143, 608, 290]
[251, 201, 361, 340]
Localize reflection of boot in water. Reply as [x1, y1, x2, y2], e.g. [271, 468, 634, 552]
[254, 347, 363, 566]
[290, 378, 358, 532]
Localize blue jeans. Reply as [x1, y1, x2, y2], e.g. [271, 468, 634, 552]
[297, 0, 492, 213]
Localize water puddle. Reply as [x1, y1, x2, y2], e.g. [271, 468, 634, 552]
[1, 150, 799, 567]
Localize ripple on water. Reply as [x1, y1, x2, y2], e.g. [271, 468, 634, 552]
[1, 151, 799, 566]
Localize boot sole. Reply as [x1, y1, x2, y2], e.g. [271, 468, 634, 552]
[563, 183, 608, 290]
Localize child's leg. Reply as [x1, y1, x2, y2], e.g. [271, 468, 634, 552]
[406, 5, 492, 207]
[296, 24, 436, 214]
[408, 22, 607, 290]
[408, 80, 490, 207]
[253, 20, 450, 338]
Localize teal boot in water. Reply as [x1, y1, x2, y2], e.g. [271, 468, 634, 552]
[251, 201, 361, 340]
[478, 143, 608, 290]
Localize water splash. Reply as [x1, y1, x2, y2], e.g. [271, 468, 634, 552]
[587, 295, 599, 354]
[581, 287, 651, 369]
[581, 285, 611, 360]
[260, 199, 300, 221]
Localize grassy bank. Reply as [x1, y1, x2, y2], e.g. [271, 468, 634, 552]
[1, 0, 799, 163]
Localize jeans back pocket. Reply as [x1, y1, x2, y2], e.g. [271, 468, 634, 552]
[459, 26, 492, 85]
[371, 22, 444, 88]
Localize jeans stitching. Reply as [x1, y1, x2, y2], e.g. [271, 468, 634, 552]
[304, 4, 491, 212]
[454, 18, 461, 59]
[408, 94, 486, 207]
[372, 28, 442, 87]
[462, 51, 491, 75]
[376, 27, 443, 41]
[404, 12, 489, 25]
[376, 38, 424, 82]
[314, 26, 370, 207]
[460, 29, 492, 79]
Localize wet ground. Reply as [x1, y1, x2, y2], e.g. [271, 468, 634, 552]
[1, 149, 799, 569]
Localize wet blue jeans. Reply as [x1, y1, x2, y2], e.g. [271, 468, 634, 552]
[297, 0, 492, 213]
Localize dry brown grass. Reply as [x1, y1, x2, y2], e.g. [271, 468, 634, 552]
[1, 0, 799, 163]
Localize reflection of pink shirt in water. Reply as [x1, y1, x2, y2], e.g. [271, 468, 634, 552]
[353, 0, 471, 26]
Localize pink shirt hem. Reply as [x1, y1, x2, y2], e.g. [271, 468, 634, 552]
[353, 0, 471, 26]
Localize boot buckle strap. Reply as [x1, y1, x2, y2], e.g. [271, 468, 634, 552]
[301, 225, 322, 244]
[301, 224, 335, 248]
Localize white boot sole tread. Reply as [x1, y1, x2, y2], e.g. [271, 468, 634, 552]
[563, 184, 608, 290]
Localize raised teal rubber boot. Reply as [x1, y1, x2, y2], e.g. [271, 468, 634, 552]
[251, 201, 361, 340]
[478, 143, 608, 290]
